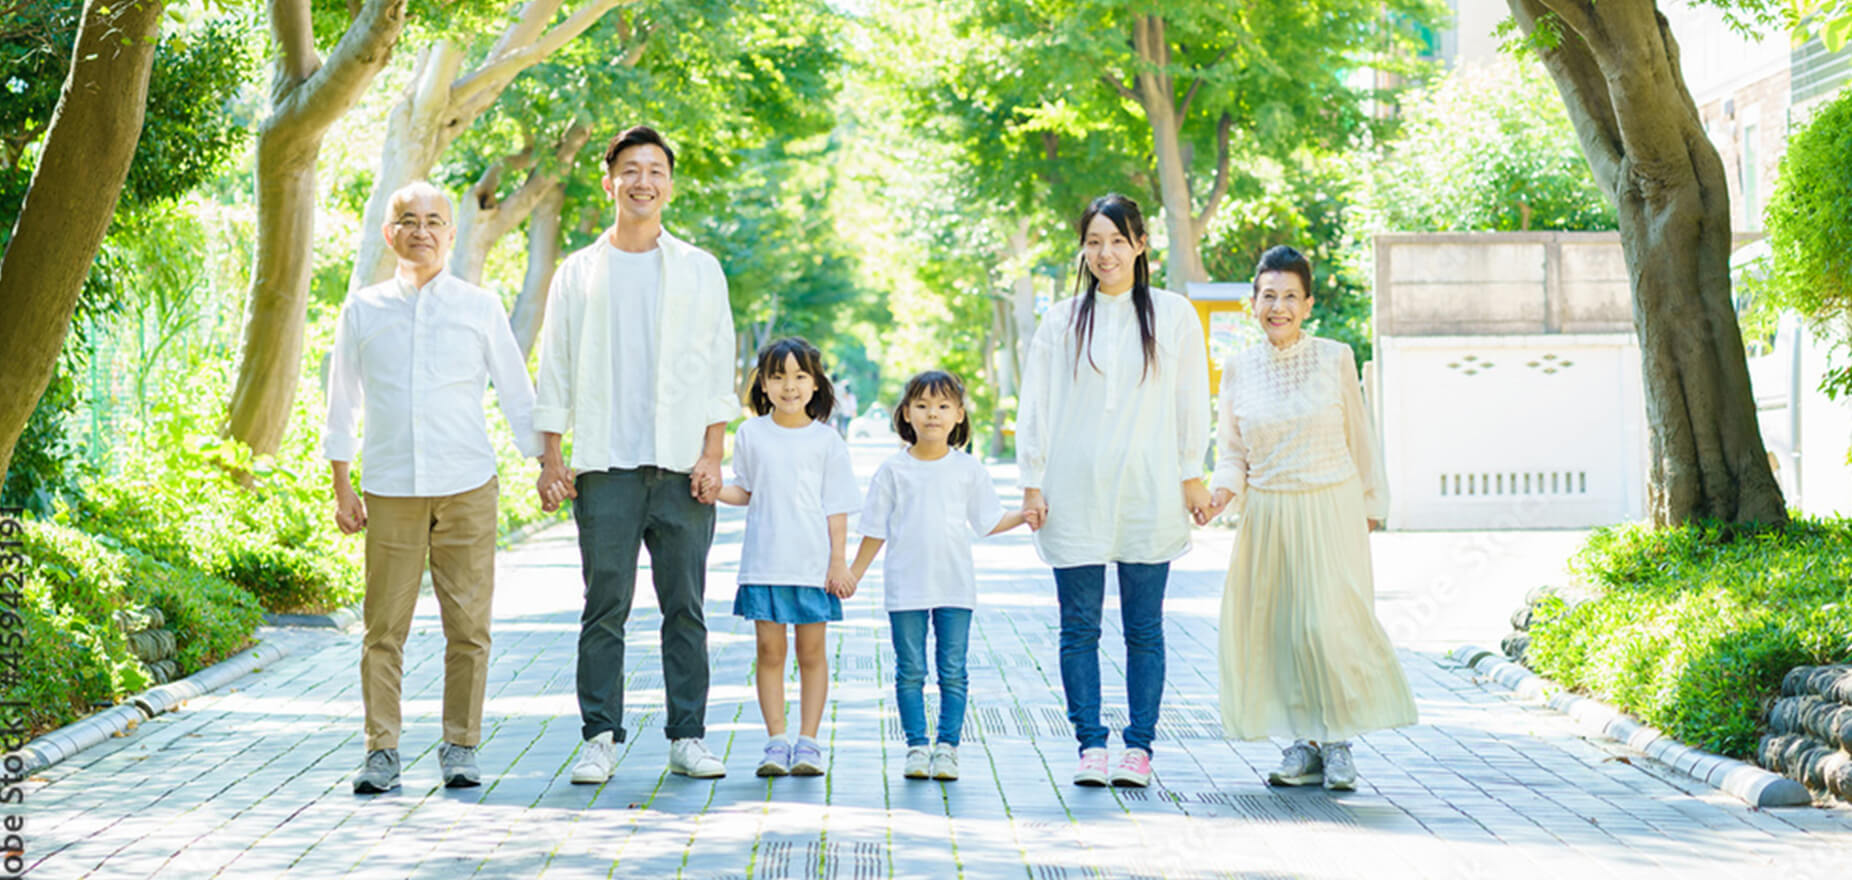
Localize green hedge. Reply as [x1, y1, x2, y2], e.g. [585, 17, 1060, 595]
[6, 520, 263, 736]
[1527, 518, 1852, 758]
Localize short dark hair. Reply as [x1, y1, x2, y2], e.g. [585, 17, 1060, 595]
[892, 370, 971, 449]
[603, 125, 676, 174]
[747, 337, 835, 422]
[1253, 244, 1313, 297]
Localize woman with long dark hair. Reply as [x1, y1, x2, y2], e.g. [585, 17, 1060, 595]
[1017, 193, 1211, 788]
[1206, 245, 1416, 791]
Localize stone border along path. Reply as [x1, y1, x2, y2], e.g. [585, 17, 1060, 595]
[18, 441, 1852, 879]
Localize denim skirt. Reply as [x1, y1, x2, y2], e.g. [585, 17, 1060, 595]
[733, 584, 842, 624]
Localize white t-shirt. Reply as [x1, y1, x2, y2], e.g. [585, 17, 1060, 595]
[606, 246, 662, 468]
[732, 415, 861, 587]
[859, 449, 1005, 612]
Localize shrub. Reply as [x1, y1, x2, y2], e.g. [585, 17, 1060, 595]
[1765, 87, 1852, 399]
[1526, 518, 1852, 758]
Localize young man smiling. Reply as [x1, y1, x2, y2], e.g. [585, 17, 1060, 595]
[532, 125, 738, 783]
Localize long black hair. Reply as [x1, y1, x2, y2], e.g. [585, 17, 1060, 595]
[1070, 193, 1158, 381]
[747, 337, 836, 422]
[891, 370, 972, 449]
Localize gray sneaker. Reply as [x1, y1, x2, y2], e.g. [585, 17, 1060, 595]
[439, 742, 481, 788]
[1320, 741, 1357, 791]
[353, 748, 400, 794]
[789, 738, 825, 776]
[1267, 740, 1323, 787]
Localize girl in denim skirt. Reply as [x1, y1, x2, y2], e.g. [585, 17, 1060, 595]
[848, 370, 1026, 781]
[718, 338, 860, 777]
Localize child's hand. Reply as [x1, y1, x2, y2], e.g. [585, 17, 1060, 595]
[827, 560, 856, 598]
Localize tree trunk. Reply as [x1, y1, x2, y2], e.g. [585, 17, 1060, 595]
[450, 120, 590, 284]
[510, 182, 565, 358]
[347, 0, 639, 289]
[225, 0, 406, 456]
[0, 0, 165, 478]
[1509, 0, 1786, 526]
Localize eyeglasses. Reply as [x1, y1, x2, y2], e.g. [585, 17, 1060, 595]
[394, 217, 450, 232]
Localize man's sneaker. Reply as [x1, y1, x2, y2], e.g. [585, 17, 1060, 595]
[929, 743, 959, 781]
[1108, 747, 1151, 787]
[1321, 741, 1357, 791]
[1073, 747, 1109, 787]
[903, 746, 931, 779]
[352, 748, 400, 794]
[757, 739, 791, 777]
[438, 742, 481, 788]
[789, 738, 826, 776]
[669, 737, 726, 778]
[1267, 740, 1323, 787]
[570, 732, 617, 785]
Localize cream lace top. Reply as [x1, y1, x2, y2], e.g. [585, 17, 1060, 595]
[1017, 288, 1210, 567]
[1209, 334, 1387, 518]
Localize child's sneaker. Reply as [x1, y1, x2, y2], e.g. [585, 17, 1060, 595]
[790, 737, 826, 776]
[929, 743, 959, 781]
[903, 746, 931, 779]
[1073, 747, 1109, 786]
[757, 739, 791, 777]
[1108, 747, 1151, 787]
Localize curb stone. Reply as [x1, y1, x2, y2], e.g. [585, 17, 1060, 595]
[1449, 644, 1813, 808]
[9, 639, 293, 775]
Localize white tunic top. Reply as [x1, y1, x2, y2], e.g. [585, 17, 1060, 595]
[731, 416, 861, 587]
[858, 449, 1005, 612]
[323, 272, 541, 497]
[1016, 288, 1210, 567]
[1209, 335, 1388, 518]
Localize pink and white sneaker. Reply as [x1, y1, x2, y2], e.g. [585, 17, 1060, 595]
[1108, 747, 1152, 787]
[1073, 747, 1109, 786]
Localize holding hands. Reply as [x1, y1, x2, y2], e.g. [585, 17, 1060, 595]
[690, 453, 723, 504]
[536, 453, 577, 512]
[826, 559, 857, 598]
[1021, 487, 1047, 531]
[1183, 478, 1213, 526]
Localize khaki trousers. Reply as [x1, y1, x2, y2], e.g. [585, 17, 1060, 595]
[360, 477, 498, 750]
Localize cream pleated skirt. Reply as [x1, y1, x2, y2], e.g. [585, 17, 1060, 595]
[1218, 478, 1417, 742]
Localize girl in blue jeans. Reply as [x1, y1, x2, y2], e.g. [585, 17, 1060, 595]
[850, 370, 1026, 780]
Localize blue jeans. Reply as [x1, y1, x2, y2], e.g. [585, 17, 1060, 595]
[1054, 562, 1168, 755]
[889, 608, 973, 747]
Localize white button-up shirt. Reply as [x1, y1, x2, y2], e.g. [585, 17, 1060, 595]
[534, 228, 738, 473]
[323, 272, 542, 497]
[1016, 288, 1210, 567]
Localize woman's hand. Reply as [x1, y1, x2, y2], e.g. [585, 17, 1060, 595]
[1204, 488, 1234, 522]
[826, 560, 857, 598]
[1021, 487, 1048, 531]
[1183, 478, 1212, 525]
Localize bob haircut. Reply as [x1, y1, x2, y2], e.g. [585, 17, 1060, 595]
[1252, 244, 1313, 297]
[747, 337, 835, 422]
[892, 370, 971, 449]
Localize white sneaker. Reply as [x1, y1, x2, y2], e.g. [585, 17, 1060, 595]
[570, 732, 617, 784]
[1267, 740, 1323, 787]
[668, 737, 726, 778]
[1320, 741, 1357, 791]
[903, 746, 931, 779]
[929, 743, 959, 781]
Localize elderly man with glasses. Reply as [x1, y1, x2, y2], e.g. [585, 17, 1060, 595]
[324, 181, 542, 794]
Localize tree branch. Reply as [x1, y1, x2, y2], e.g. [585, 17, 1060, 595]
[270, 0, 320, 93]
[451, 0, 636, 114]
[1100, 73, 1140, 105]
[1508, 0, 1622, 194]
[1176, 45, 1235, 122]
[271, 0, 405, 139]
[1194, 111, 1234, 235]
[487, 0, 564, 62]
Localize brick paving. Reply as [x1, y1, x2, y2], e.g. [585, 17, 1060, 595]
[18, 442, 1852, 879]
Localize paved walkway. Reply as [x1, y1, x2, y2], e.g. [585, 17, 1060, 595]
[23, 442, 1852, 879]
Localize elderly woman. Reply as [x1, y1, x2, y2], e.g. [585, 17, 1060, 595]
[1206, 245, 1416, 791]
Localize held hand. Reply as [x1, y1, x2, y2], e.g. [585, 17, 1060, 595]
[1022, 487, 1048, 532]
[334, 486, 367, 535]
[826, 560, 857, 598]
[1368, 517, 1384, 532]
[1205, 488, 1235, 522]
[1183, 479, 1213, 526]
[691, 454, 723, 505]
[537, 457, 576, 512]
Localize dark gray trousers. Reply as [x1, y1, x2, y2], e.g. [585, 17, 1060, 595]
[573, 467, 715, 742]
